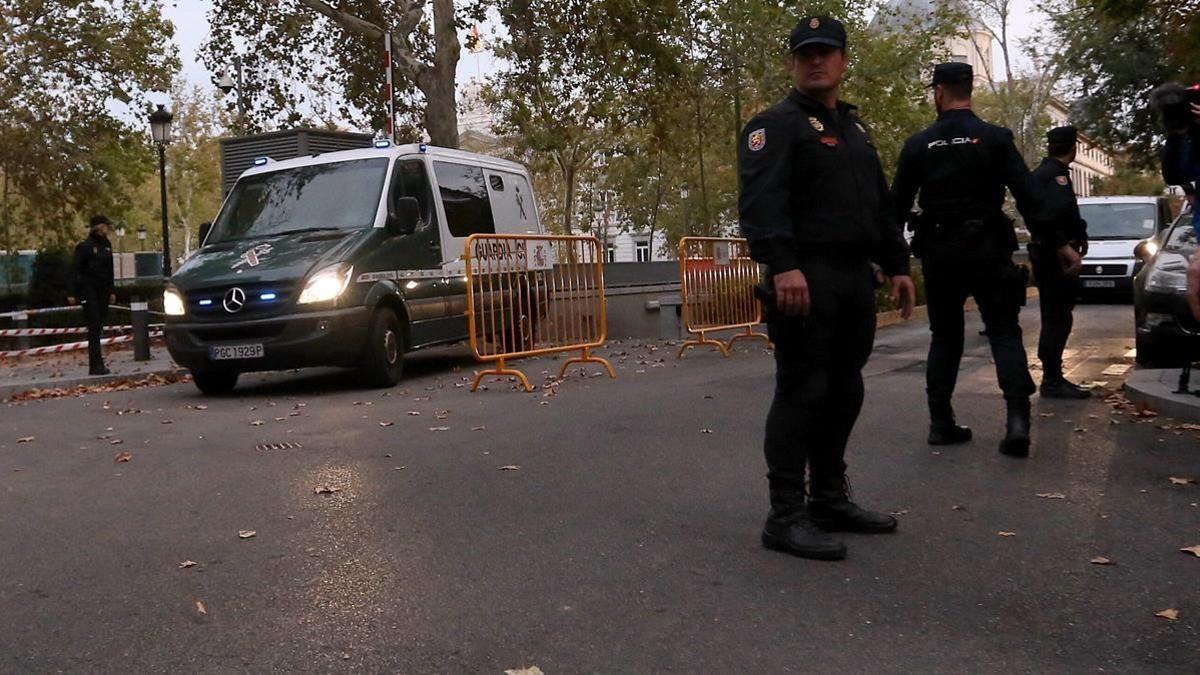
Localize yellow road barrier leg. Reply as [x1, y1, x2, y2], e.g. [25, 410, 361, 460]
[558, 346, 616, 380]
[677, 331, 731, 358]
[726, 325, 771, 351]
[471, 357, 533, 392]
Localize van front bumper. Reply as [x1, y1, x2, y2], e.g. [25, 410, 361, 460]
[1078, 258, 1137, 294]
[165, 306, 370, 372]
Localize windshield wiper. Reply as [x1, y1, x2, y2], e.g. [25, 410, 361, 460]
[219, 227, 347, 243]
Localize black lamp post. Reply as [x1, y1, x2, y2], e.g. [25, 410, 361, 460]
[150, 104, 173, 277]
[137, 226, 147, 252]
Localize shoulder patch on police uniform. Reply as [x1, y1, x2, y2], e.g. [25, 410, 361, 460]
[748, 128, 766, 152]
[808, 116, 824, 132]
[1056, 175, 1069, 186]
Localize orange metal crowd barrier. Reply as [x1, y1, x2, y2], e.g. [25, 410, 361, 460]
[677, 236, 770, 357]
[464, 233, 616, 392]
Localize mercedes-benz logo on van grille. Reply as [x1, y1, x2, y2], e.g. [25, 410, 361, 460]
[223, 287, 246, 313]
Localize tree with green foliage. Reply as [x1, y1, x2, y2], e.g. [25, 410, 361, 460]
[203, 0, 479, 147]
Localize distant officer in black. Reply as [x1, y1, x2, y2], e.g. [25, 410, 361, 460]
[1026, 126, 1089, 399]
[738, 16, 915, 562]
[891, 62, 1037, 457]
[69, 215, 116, 375]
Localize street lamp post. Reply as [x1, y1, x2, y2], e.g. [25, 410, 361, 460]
[137, 226, 146, 252]
[149, 104, 173, 278]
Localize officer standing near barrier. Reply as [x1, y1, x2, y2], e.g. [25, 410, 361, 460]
[891, 62, 1037, 457]
[1026, 126, 1090, 399]
[68, 215, 116, 376]
[738, 16, 915, 562]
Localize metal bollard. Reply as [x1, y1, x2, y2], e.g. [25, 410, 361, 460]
[14, 309, 30, 351]
[131, 299, 151, 361]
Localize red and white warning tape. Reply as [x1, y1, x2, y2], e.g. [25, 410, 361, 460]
[0, 323, 165, 338]
[0, 305, 80, 319]
[0, 331, 163, 359]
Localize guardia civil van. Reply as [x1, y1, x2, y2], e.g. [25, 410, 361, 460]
[163, 141, 543, 394]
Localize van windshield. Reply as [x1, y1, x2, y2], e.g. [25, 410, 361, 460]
[209, 158, 389, 243]
[1079, 202, 1158, 240]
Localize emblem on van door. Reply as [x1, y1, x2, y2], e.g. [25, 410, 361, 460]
[232, 243, 273, 269]
[223, 287, 247, 313]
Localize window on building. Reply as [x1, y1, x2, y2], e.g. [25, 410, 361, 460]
[605, 243, 616, 263]
[434, 161, 496, 237]
[635, 239, 651, 262]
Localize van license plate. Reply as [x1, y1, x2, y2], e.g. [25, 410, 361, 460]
[1083, 280, 1116, 288]
[209, 344, 264, 360]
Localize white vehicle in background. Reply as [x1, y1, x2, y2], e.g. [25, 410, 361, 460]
[1076, 196, 1174, 297]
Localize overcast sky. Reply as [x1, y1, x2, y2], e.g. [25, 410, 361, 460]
[158, 0, 1039, 112]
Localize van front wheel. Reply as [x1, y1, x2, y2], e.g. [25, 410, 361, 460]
[360, 308, 404, 387]
[192, 368, 239, 395]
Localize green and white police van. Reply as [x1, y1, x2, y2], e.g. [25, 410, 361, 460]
[164, 141, 543, 394]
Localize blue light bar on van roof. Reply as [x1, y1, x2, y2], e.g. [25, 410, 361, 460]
[418, 143, 428, 153]
[253, 156, 270, 166]
[374, 139, 391, 149]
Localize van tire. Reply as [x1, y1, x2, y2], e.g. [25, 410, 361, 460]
[360, 308, 404, 387]
[192, 369, 239, 395]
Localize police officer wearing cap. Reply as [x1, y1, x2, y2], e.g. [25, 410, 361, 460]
[738, 16, 915, 561]
[891, 62, 1038, 457]
[69, 215, 116, 376]
[1026, 126, 1090, 399]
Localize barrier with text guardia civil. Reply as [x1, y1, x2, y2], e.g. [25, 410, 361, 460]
[464, 234, 616, 392]
[676, 236, 770, 357]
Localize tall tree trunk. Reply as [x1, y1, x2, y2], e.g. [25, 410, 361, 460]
[423, 0, 461, 148]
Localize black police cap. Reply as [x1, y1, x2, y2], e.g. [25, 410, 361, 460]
[789, 16, 846, 52]
[929, 62, 973, 87]
[89, 214, 112, 228]
[1046, 125, 1078, 146]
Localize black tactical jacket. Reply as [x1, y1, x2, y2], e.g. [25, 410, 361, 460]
[1026, 157, 1086, 248]
[72, 232, 114, 298]
[737, 89, 910, 277]
[891, 109, 1035, 252]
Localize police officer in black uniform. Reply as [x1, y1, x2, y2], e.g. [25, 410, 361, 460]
[738, 16, 915, 561]
[1027, 126, 1090, 399]
[69, 215, 116, 376]
[891, 62, 1038, 457]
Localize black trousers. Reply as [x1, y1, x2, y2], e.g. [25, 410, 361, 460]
[923, 256, 1035, 409]
[82, 292, 109, 372]
[1030, 249, 1077, 380]
[764, 259, 876, 497]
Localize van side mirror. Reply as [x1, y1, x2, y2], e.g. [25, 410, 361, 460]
[198, 222, 212, 246]
[388, 197, 420, 236]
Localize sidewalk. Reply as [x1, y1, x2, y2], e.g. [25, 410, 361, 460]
[0, 342, 185, 401]
[1124, 367, 1200, 423]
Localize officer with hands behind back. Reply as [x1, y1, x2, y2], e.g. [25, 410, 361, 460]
[738, 15, 915, 562]
[69, 215, 117, 376]
[891, 62, 1038, 458]
[1026, 126, 1090, 399]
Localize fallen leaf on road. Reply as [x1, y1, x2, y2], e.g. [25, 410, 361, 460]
[700, 428, 713, 434]
[1036, 493, 1066, 499]
[194, 405, 208, 411]
[1155, 608, 1179, 621]
[160, 419, 173, 425]
[16, 436, 34, 443]
[1090, 556, 1113, 565]
[1073, 427, 1087, 433]
[499, 465, 521, 471]
[250, 420, 264, 426]
[505, 668, 544, 675]
[109, 439, 123, 445]
[471, 426, 486, 431]
[178, 560, 198, 569]
[1038, 412, 1055, 418]
[238, 530, 256, 539]
[195, 599, 208, 615]
[997, 531, 1017, 537]
[314, 486, 343, 495]
[1180, 545, 1200, 558]
[378, 421, 394, 427]
[890, 509, 910, 516]
[429, 427, 450, 432]
[407, 411, 421, 416]
[952, 505, 966, 511]
[1169, 477, 1195, 485]
[114, 452, 132, 463]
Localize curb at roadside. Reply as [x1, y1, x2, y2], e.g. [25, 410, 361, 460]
[1123, 368, 1200, 423]
[0, 366, 189, 402]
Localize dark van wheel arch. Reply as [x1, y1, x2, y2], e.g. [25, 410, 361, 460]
[192, 368, 239, 395]
[360, 307, 405, 387]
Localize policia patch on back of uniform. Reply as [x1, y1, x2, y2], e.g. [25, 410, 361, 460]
[1056, 175, 1069, 186]
[748, 128, 766, 152]
[808, 116, 824, 132]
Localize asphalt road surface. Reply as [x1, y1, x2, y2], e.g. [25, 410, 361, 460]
[2, 301, 1198, 673]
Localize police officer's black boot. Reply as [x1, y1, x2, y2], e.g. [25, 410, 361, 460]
[927, 399, 972, 445]
[1039, 375, 1090, 399]
[807, 477, 898, 534]
[761, 490, 847, 561]
[999, 398, 1032, 457]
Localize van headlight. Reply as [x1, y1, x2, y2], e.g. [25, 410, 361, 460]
[163, 287, 186, 316]
[298, 263, 354, 304]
